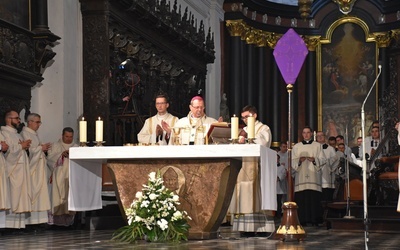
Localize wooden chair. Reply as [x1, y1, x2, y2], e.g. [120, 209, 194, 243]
[373, 156, 399, 205]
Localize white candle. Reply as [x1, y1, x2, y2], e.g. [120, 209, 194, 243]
[96, 117, 103, 142]
[79, 117, 87, 142]
[247, 114, 255, 139]
[313, 131, 316, 141]
[231, 115, 239, 139]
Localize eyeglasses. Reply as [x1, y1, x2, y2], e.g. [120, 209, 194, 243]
[191, 105, 204, 110]
[241, 115, 252, 120]
[9, 117, 21, 120]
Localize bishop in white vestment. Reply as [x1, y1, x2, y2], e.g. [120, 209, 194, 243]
[170, 96, 219, 145]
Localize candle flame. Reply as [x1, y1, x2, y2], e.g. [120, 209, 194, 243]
[82, 117, 85, 121]
[98, 117, 101, 120]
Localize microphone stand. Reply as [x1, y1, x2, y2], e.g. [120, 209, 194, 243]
[343, 126, 354, 219]
[361, 64, 382, 250]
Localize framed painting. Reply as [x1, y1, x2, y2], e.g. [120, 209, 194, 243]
[317, 17, 378, 147]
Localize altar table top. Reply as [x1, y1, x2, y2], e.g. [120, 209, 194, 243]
[68, 145, 277, 212]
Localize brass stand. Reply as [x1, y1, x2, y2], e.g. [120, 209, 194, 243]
[79, 142, 88, 147]
[247, 138, 255, 144]
[94, 141, 105, 147]
[274, 84, 306, 241]
[230, 138, 239, 144]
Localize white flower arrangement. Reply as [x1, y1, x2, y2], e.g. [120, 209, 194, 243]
[112, 171, 191, 243]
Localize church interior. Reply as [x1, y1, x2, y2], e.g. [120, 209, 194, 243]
[0, 0, 400, 249]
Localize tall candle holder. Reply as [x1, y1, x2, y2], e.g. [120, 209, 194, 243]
[79, 142, 88, 147]
[94, 141, 105, 147]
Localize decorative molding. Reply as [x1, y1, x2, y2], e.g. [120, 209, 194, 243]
[373, 32, 392, 48]
[303, 36, 321, 52]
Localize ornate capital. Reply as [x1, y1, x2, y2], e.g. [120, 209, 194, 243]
[303, 36, 321, 51]
[226, 20, 246, 37]
[373, 32, 392, 48]
[245, 29, 257, 45]
[266, 33, 281, 49]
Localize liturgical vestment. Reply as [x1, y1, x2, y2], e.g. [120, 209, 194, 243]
[171, 113, 217, 145]
[230, 120, 275, 233]
[1, 125, 32, 228]
[47, 139, 78, 226]
[137, 112, 178, 145]
[21, 126, 51, 224]
[0, 133, 10, 228]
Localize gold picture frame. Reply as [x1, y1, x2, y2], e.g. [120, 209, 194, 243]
[317, 17, 378, 146]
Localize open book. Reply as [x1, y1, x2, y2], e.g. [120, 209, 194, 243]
[206, 122, 242, 144]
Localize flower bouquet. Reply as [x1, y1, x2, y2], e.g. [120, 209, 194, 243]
[112, 171, 191, 243]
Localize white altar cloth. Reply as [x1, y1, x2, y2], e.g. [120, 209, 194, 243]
[68, 145, 277, 211]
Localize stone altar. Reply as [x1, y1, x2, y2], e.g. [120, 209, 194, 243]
[68, 145, 276, 239]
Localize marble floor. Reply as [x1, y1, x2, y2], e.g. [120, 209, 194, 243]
[0, 224, 398, 250]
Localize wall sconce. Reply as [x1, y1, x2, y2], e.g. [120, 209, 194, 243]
[332, 0, 358, 15]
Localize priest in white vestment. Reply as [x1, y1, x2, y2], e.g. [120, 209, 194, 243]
[1, 110, 32, 228]
[0, 134, 10, 228]
[21, 113, 51, 224]
[47, 127, 78, 226]
[316, 131, 339, 202]
[230, 105, 274, 236]
[137, 93, 178, 145]
[170, 96, 220, 145]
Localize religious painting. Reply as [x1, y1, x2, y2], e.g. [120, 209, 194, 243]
[0, 0, 31, 29]
[318, 18, 378, 147]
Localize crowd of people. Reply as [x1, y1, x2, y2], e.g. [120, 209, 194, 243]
[273, 122, 383, 227]
[0, 110, 77, 231]
[0, 93, 387, 237]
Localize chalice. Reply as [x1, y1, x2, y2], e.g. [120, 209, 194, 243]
[172, 127, 181, 145]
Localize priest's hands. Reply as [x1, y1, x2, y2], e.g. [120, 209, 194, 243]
[0, 141, 8, 152]
[238, 130, 247, 144]
[19, 139, 31, 150]
[42, 142, 51, 152]
[62, 150, 69, 158]
[161, 120, 171, 135]
[156, 124, 163, 137]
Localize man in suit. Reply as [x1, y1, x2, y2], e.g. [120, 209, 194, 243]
[351, 136, 362, 159]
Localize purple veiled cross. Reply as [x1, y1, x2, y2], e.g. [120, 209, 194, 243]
[273, 28, 308, 84]
[272, 28, 308, 241]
